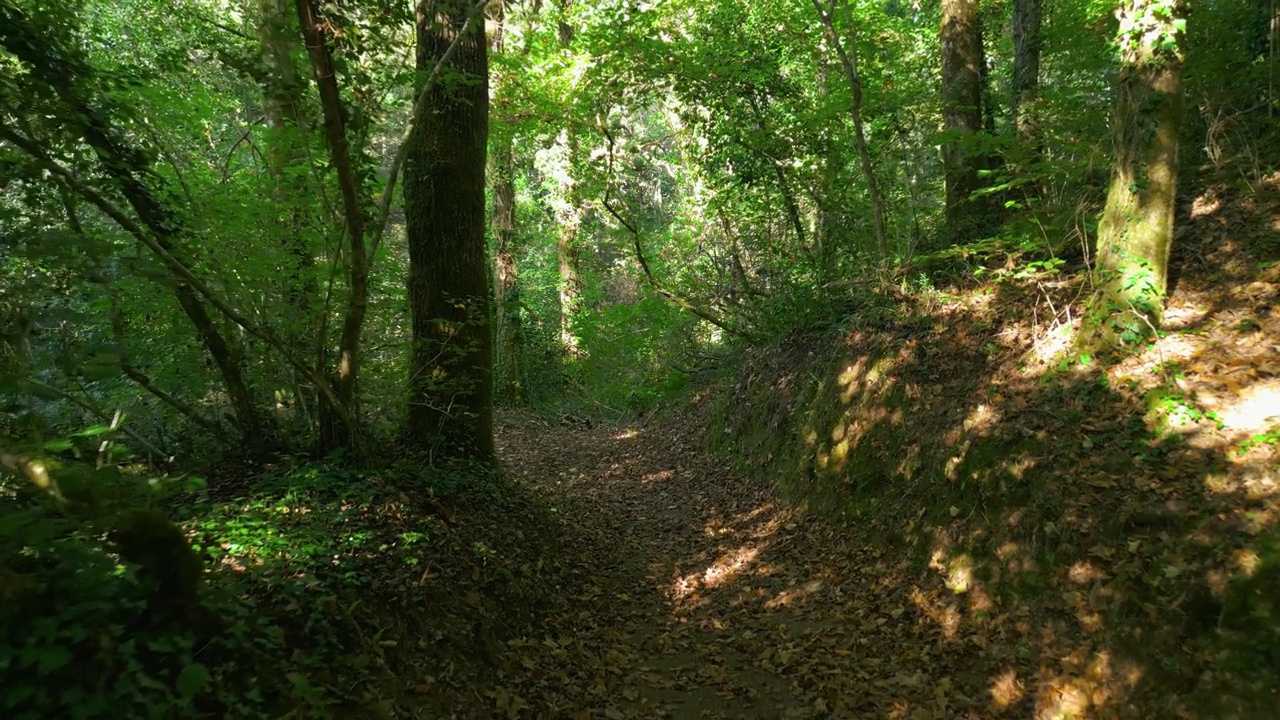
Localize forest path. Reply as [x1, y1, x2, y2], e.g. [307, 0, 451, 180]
[492, 411, 994, 720]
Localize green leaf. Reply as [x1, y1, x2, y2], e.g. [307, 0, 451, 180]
[72, 425, 114, 438]
[37, 646, 73, 674]
[176, 662, 210, 697]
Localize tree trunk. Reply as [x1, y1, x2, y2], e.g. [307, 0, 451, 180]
[813, 0, 889, 262]
[1012, 0, 1042, 141]
[260, 0, 319, 432]
[555, 131, 583, 362]
[296, 0, 370, 453]
[1082, 0, 1185, 350]
[492, 142, 524, 405]
[404, 0, 493, 460]
[552, 11, 583, 366]
[940, 0, 986, 247]
[1271, 0, 1280, 116]
[491, 0, 524, 405]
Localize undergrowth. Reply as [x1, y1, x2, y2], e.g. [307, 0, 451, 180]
[700, 193, 1280, 714]
[1, 456, 571, 719]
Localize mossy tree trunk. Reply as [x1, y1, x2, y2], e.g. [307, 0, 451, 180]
[404, 0, 494, 461]
[1082, 0, 1185, 350]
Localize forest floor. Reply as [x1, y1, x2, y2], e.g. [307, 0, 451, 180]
[488, 395, 1274, 719]
[173, 174, 1277, 718]
[468, 174, 1280, 720]
[494, 408, 896, 719]
[490, 410, 1075, 720]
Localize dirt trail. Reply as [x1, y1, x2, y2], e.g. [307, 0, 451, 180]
[493, 411, 996, 720]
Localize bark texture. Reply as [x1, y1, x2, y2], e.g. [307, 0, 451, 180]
[1083, 0, 1184, 349]
[939, 0, 987, 246]
[490, 1, 524, 404]
[1011, 0, 1042, 140]
[296, 0, 370, 452]
[404, 0, 493, 459]
[492, 142, 524, 405]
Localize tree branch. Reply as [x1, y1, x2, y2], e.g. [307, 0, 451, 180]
[31, 381, 169, 461]
[599, 121, 763, 343]
[812, 0, 890, 260]
[59, 187, 233, 441]
[0, 125, 364, 448]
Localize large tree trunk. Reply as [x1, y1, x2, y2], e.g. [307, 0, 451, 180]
[939, 0, 987, 247]
[1011, 0, 1042, 141]
[1081, 0, 1185, 350]
[491, 1, 524, 405]
[296, 0, 370, 453]
[404, 0, 493, 460]
[492, 142, 524, 405]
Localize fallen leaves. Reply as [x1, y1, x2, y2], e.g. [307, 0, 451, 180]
[470, 184, 1280, 717]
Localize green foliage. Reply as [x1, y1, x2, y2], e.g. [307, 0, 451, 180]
[1238, 424, 1280, 454]
[3, 0, 1280, 713]
[0, 466, 244, 720]
[571, 297, 690, 415]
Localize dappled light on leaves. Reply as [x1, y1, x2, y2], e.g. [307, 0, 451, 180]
[671, 545, 762, 602]
[989, 668, 1025, 709]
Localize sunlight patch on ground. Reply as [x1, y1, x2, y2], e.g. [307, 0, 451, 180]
[1036, 677, 1092, 720]
[1191, 190, 1223, 218]
[1032, 650, 1143, 720]
[670, 544, 765, 610]
[1215, 379, 1280, 435]
[642, 469, 675, 484]
[961, 402, 1001, 432]
[910, 586, 961, 639]
[1109, 332, 1201, 381]
[764, 579, 824, 609]
[611, 428, 640, 440]
[1067, 560, 1102, 585]
[990, 668, 1025, 709]
[732, 502, 779, 527]
[702, 518, 734, 538]
[930, 549, 974, 594]
[1025, 322, 1076, 368]
[1161, 302, 1213, 330]
[699, 545, 760, 589]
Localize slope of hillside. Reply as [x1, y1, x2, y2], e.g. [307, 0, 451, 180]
[705, 173, 1280, 717]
